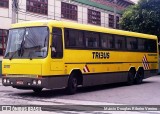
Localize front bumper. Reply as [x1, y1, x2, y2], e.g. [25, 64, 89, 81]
[2, 77, 47, 89]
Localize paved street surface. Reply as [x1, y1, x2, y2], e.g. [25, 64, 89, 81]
[0, 75, 160, 114]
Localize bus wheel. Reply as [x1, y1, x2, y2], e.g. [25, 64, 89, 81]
[135, 70, 144, 84]
[33, 88, 42, 93]
[66, 75, 78, 95]
[127, 70, 135, 85]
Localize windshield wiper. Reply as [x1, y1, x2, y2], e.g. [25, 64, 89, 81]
[19, 29, 26, 57]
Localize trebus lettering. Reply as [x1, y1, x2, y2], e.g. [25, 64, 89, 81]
[92, 52, 110, 59]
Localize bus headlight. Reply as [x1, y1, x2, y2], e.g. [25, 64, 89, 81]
[37, 80, 41, 85]
[33, 80, 37, 85]
[3, 79, 6, 83]
[7, 79, 10, 83]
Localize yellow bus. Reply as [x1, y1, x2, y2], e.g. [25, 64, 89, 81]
[2, 20, 159, 94]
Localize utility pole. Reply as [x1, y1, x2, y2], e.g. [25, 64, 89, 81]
[114, 0, 117, 29]
[12, 0, 19, 23]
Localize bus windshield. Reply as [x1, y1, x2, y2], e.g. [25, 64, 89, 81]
[4, 26, 49, 59]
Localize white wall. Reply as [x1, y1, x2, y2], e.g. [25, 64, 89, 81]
[48, 0, 55, 20]
[0, 1, 11, 29]
[78, 5, 83, 24]
[54, 0, 61, 20]
[0, 0, 121, 30]
[82, 7, 88, 24]
[0, 8, 9, 18]
[0, 17, 11, 29]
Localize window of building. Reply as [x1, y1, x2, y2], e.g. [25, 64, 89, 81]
[0, 29, 8, 56]
[61, 2, 77, 21]
[0, 0, 9, 8]
[116, 16, 120, 29]
[26, 0, 48, 15]
[88, 9, 101, 25]
[109, 15, 120, 29]
[109, 14, 114, 28]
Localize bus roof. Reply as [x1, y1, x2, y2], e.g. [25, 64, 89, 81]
[12, 20, 157, 40]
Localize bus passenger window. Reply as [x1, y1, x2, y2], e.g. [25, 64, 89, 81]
[127, 37, 137, 50]
[100, 33, 113, 49]
[147, 39, 157, 52]
[52, 28, 63, 58]
[109, 40, 114, 49]
[115, 35, 126, 50]
[101, 33, 107, 48]
[101, 39, 107, 48]
[64, 29, 84, 48]
[117, 40, 122, 48]
[85, 31, 99, 48]
[138, 38, 145, 51]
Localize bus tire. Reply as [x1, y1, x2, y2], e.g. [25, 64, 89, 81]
[135, 69, 144, 84]
[66, 74, 78, 95]
[127, 69, 135, 85]
[33, 88, 42, 93]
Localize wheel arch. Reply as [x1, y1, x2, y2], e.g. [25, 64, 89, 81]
[128, 67, 136, 74]
[69, 69, 83, 86]
[137, 67, 144, 72]
[136, 67, 144, 77]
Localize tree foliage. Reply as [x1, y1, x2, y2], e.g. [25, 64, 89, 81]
[120, 0, 160, 38]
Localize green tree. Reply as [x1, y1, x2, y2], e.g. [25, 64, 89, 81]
[120, 0, 160, 39]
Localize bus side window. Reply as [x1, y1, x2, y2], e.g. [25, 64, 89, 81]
[85, 31, 99, 48]
[127, 37, 137, 50]
[147, 39, 157, 52]
[108, 37, 115, 49]
[51, 28, 63, 58]
[115, 35, 126, 50]
[65, 29, 84, 48]
[138, 38, 145, 51]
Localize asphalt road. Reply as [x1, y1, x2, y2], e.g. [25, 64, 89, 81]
[59, 75, 160, 105]
[0, 75, 160, 113]
[0, 75, 160, 105]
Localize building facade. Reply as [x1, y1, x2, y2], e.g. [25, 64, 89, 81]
[0, 0, 134, 56]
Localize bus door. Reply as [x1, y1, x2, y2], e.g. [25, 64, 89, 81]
[50, 27, 64, 73]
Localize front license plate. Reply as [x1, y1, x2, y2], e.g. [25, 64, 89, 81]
[16, 81, 23, 85]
